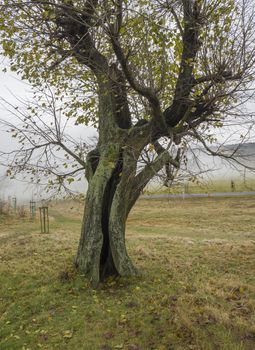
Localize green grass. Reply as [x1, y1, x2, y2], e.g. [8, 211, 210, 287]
[0, 197, 255, 350]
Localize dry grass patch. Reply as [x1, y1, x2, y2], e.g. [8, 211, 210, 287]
[0, 196, 255, 350]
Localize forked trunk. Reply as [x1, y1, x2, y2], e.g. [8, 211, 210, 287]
[74, 71, 168, 286]
[75, 146, 137, 287]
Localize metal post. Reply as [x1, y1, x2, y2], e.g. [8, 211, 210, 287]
[39, 206, 49, 233]
[40, 207, 42, 233]
[12, 197, 17, 213]
[30, 201, 36, 220]
[46, 207, 49, 233]
[43, 207, 46, 232]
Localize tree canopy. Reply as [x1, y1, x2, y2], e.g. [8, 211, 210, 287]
[1, 0, 254, 132]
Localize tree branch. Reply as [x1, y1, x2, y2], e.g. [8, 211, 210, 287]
[164, 0, 202, 127]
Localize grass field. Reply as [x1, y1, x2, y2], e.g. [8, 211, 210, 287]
[0, 196, 255, 350]
[145, 178, 255, 195]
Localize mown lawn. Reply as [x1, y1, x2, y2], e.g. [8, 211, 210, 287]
[145, 178, 255, 195]
[0, 197, 254, 350]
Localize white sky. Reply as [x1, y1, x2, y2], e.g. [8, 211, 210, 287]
[0, 63, 255, 202]
[0, 66, 96, 201]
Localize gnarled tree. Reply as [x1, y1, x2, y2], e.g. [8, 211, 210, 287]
[1, 0, 255, 286]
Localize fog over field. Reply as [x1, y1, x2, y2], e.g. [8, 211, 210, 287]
[1, 143, 255, 203]
[187, 143, 255, 179]
[1, 70, 255, 202]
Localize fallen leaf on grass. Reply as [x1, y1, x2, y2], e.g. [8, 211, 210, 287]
[125, 301, 139, 308]
[127, 343, 139, 350]
[104, 331, 114, 339]
[63, 330, 73, 339]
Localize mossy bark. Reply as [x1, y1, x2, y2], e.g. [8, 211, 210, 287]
[75, 144, 137, 286]
[75, 147, 117, 286]
[74, 60, 177, 286]
[74, 122, 175, 286]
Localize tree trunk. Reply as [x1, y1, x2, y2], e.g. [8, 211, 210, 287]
[74, 129, 175, 287]
[75, 144, 137, 287]
[74, 65, 175, 286]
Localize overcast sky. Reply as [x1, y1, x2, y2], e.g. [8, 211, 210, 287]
[0, 62, 255, 202]
[0, 65, 97, 202]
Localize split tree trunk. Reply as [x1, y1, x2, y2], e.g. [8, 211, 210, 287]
[74, 133, 176, 286]
[74, 66, 175, 286]
[75, 144, 138, 287]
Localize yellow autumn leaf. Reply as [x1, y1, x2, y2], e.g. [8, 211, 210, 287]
[63, 330, 73, 339]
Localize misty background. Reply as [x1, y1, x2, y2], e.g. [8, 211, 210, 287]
[1, 65, 255, 203]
